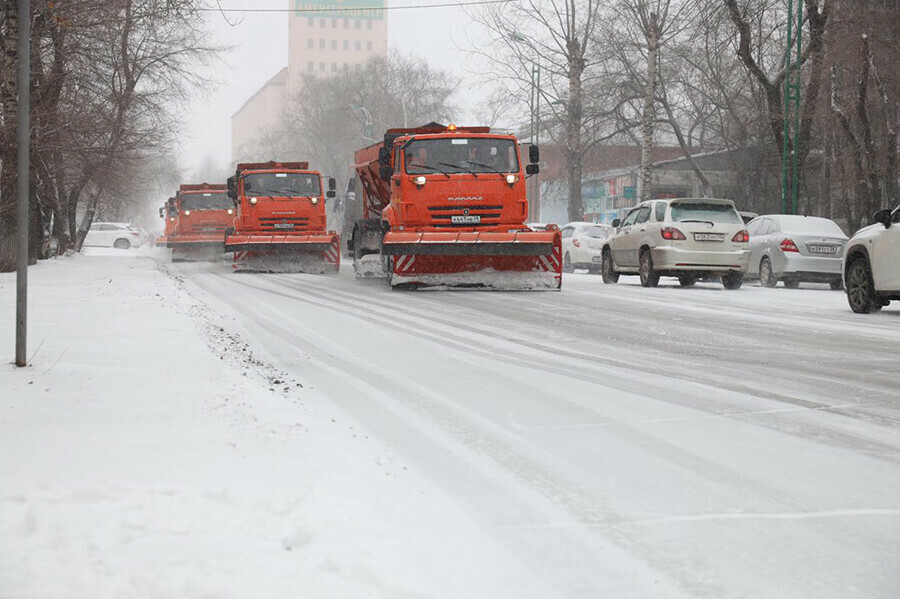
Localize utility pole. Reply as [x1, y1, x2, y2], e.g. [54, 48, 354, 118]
[781, 0, 802, 215]
[16, 0, 31, 367]
[511, 32, 542, 222]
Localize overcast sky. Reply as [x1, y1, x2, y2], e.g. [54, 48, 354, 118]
[179, 0, 489, 177]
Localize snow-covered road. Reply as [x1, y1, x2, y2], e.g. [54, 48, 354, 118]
[182, 259, 900, 598]
[2, 252, 898, 597]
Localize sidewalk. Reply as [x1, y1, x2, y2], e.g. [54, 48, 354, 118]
[0, 251, 546, 598]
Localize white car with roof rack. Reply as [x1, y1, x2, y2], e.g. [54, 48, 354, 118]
[601, 198, 750, 289]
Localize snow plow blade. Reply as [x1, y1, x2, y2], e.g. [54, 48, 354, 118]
[226, 233, 340, 273]
[382, 230, 562, 290]
[166, 236, 226, 262]
[156, 236, 167, 247]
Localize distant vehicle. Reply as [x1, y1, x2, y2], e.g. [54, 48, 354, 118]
[560, 221, 612, 273]
[747, 215, 847, 289]
[843, 204, 900, 313]
[739, 211, 758, 225]
[83, 222, 145, 250]
[601, 198, 749, 289]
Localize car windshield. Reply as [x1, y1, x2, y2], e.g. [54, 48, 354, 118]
[244, 173, 320, 197]
[585, 226, 608, 239]
[779, 216, 846, 237]
[670, 202, 742, 224]
[404, 137, 519, 175]
[180, 193, 231, 210]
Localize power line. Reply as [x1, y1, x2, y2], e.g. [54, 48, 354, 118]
[199, 0, 516, 13]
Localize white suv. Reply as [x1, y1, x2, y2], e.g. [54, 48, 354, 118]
[843, 205, 900, 313]
[561, 221, 612, 273]
[601, 198, 750, 289]
[82, 222, 145, 249]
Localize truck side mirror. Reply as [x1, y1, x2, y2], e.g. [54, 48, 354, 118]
[525, 163, 539, 175]
[326, 190, 336, 198]
[328, 177, 336, 191]
[379, 147, 391, 166]
[158, 207, 164, 218]
[379, 165, 393, 181]
[529, 144, 540, 164]
[226, 176, 237, 200]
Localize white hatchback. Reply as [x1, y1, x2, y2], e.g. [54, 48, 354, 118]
[561, 221, 613, 273]
[83, 222, 145, 250]
[602, 198, 750, 289]
[843, 204, 900, 313]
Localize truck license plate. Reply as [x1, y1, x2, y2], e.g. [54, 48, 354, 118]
[694, 232, 724, 242]
[808, 245, 837, 254]
[273, 223, 294, 229]
[451, 215, 481, 224]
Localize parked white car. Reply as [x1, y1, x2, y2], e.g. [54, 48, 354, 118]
[843, 204, 900, 313]
[601, 198, 750, 289]
[561, 222, 613, 273]
[83, 222, 145, 250]
[747, 215, 848, 289]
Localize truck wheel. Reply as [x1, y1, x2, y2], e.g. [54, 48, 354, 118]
[639, 249, 659, 288]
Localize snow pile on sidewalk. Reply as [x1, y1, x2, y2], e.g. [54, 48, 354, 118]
[0, 252, 551, 598]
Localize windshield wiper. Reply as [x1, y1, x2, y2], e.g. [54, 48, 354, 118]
[464, 160, 503, 175]
[679, 219, 716, 226]
[437, 162, 478, 177]
[410, 164, 451, 178]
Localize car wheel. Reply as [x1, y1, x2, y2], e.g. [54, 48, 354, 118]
[784, 279, 800, 289]
[601, 250, 619, 284]
[113, 238, 131, 250]
[563, 252, 574, 274]
[678, 275, 696, 287]
[846, 257, 881, 313]
[722, 272, 743, 290]
[759, 257, 777, 288]
[829, 279, 844, 291]
[639, 249, 659, 288]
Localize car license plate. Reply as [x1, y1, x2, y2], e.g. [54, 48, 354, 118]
[273, 223, 294, 229]
[451, 215, 481, 224]
[694, 232, 724, 242]
[808, 244, 837, 254]
[592, 256, 602, 263]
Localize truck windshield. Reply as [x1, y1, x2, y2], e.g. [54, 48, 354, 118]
[670, 202, 742, 224]
[404, 137, 519, 175]
[244, 173, 320, 197]
[180, 193, 231, 211]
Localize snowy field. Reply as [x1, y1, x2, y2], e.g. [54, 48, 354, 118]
[1, 249, 899, 598]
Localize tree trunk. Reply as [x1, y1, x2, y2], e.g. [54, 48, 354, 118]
[566, 37, 585, 221]
[639, 12, 659, 202]
[0, 1, 20, 272]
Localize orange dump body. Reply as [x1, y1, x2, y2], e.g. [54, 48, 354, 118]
[166, 183, 231, 261]
[351, 124, 561, 289]
[224, 161, 340, 273]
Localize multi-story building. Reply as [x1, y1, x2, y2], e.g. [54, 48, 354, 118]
[231, 0, 388, 162]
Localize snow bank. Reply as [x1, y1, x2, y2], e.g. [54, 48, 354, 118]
[0, 254, 552, 598]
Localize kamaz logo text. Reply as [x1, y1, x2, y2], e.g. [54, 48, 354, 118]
[447, 196, 483, 202]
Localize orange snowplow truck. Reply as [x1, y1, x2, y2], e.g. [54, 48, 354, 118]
[224, 161, 340, 273]
[156, 196, 177, 247]
[165, 183, 232, 261]
[350, 123, 562, 289]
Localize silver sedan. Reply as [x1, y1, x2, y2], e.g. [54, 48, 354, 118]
[747, 215, 848, 289]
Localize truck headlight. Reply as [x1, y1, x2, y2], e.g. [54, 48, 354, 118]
[249, 197, 257, 205]
[414, 176, 426, 187]
[311, 198, 318, 204]
[184, 210, 191, 216]
[227, 208, 234, 215]
[506, 174, 519, 185]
